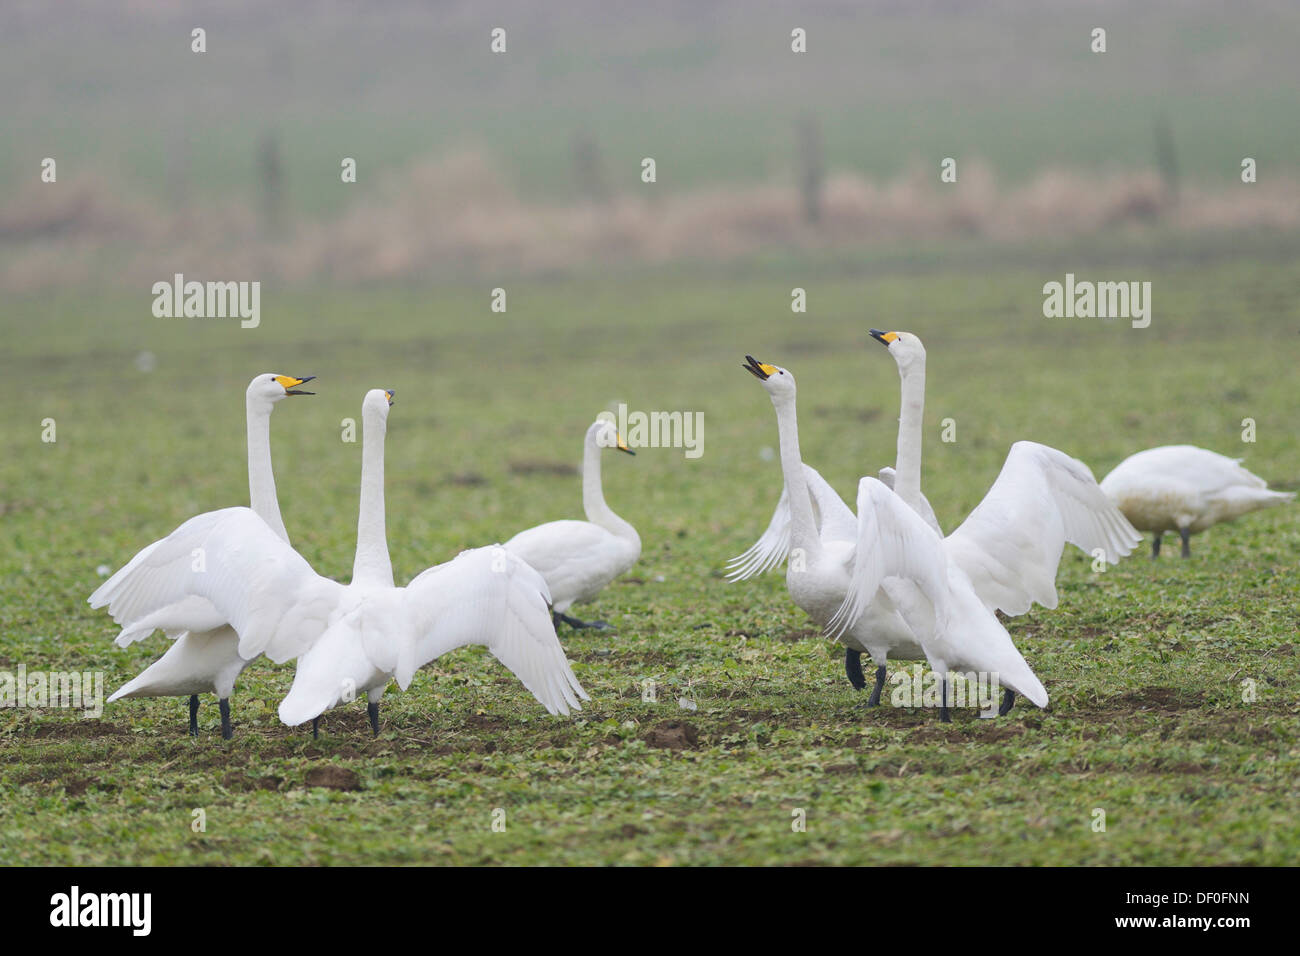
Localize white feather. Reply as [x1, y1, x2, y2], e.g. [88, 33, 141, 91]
[504, 420, 639, 614]
[944, 441, 1143, 615]
[1100, 444, 1294, 540]
[829, 478, 1048, 708]
[92, 373, 315, 708]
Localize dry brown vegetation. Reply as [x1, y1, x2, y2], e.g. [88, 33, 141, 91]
[4, 149, 1299, 291]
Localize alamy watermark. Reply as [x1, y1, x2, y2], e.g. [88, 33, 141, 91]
[1042, 273, 1151, 328]
[49, 886, 151, 936]
[0, 666, 104, 718]
[598, 404, 703, 459]
[889, 664, 1001, 711]
[152, 273, 261, 328]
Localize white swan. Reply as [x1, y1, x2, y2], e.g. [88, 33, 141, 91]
[737, 332, 1142, 702]
[733, 353, 1139, 718]
[504, 419, 640, 630]
[732, 356, 929, 707]
[1099, 445, 1294, 558]
[97, 373, 315, 738]
[826, 475, 1050, 719]
[867, 328, 1140, 612]
[91, 390, 588, 737]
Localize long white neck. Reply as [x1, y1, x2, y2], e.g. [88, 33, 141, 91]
[352, 407, 393, 587]
[893, 359, 926, 514]
[581, 435, 637, 543]
[246, 397, 289, 543]
[772, 394, 820, 560]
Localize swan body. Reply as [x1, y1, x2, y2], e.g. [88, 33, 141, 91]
[279, 544, 585, 726]
[734, 335, 1141, 613]
[869, 329, 1139, 615]
[828, 477, 1049, 712]
[731, 349, 1138, 716]
[731, 356, 927, 703]
[505, 419, 640, 628]
[92, 390, 588, 736]
[1099, 445, 1294, 557]
[97, 373, 315, 737]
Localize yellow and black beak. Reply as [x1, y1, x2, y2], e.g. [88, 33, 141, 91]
[384, 389, 395, 406]
[276, 375, 316, 395]
[616, 433, 635, 456]
[869, 329, 898, 348]
[743, 355, 777, 381]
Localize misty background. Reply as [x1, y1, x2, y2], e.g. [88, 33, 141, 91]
[2, 0, 1299, 292]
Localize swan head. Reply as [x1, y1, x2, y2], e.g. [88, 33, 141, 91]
[362, 388, 396, 421]
[742, 355, 795, 400]
[869, 329, 926, 371]
[247, 373, 316, 409]
[589, 418, 635, 455]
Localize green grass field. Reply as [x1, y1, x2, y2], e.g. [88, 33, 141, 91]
[1, 234, 1297, 865]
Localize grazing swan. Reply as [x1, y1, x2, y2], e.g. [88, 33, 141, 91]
[505, 419, 640, 630]
[96, 373, 315, 739]
[826, 476, 1050, 721]
[732, 354, 1139, 717]
[91, 390, 588, 738]
[1100, 445, 1295, 557]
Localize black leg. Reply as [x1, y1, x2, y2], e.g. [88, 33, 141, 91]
[219, 698, 232, 740]
[1151, 533, 1162, 559]
[188, 695, 199, 736]
[312, 716, 320, 740]
[867, 665, 887, 707]
[998, 689, 1016, 717]
[554, 611, 611, 630]
[939, 675, 951, 723]
[367, 701, 380, 736]
[1179, 527, 1191, 558]
[845, 649, 866, 690]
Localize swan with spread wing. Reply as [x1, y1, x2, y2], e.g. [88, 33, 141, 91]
[91, 389, 587, 737]
[731, 348, 1139, 717]
[93, 372, 314, 739]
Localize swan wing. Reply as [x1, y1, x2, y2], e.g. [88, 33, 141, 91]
[89, 506, 344, 663]
[879, 465, 944, 536]
[111, 594, 226, 647]
[826, 476, 951, 644]
[393, 547, 588, 715]
[913, 492, 944, 537]
[944, 441, 1141, 616]
[504, 519, 631, 602]
[808, 464, 860, 542]
[727, 464, 854, 580]
[726, 484, 792, 581]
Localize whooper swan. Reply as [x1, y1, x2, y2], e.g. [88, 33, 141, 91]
[95, 373, 314, 739]
[91, 389, 587, 737]
[826, 475, 1049, 721]
[505, 419, 640, 630]
[866, 327, 1140, 617]
[732, 354, 1138, 717]
[732, 356, 929, 707]
[1099, 445, 1294, 557]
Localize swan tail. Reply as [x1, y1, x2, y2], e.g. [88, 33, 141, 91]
[1004, 667, 1049, 709]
